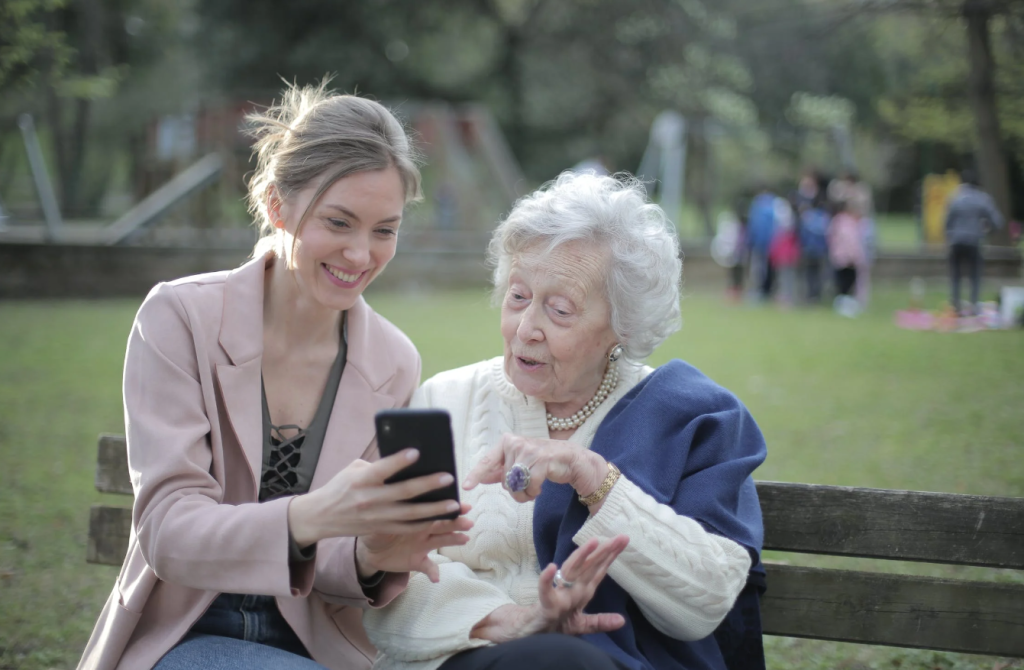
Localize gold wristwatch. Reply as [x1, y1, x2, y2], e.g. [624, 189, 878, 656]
[578, 462, 621, 507]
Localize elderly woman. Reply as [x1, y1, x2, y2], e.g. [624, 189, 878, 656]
[363, 172, 767, 670]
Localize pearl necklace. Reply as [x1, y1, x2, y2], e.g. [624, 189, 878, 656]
[546, 362, 619, 432]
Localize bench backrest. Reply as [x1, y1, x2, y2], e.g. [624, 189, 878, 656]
[89, 435, 1024, 658]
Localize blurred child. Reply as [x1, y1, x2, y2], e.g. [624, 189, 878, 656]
[711, 208, 747, 301]
[799, 196, 830, 303]
[769, 198, 800, 307]
[828, 199, 867, 317]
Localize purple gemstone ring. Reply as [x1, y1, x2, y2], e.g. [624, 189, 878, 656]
[504, 463, 532, 493]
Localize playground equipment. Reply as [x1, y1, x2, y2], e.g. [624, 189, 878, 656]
[99, 153, 223, 245]
[637, 110, 688, 227]
[18, 114, 63, 241]
[4, 103, 523, 249]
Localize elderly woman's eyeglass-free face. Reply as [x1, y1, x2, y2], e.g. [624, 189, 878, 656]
[500, 241, 618, 417]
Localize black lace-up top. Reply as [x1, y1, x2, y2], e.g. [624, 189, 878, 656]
[259, 315, 347, 502]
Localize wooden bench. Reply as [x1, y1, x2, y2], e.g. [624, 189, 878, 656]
[89, 434, 1024, 658]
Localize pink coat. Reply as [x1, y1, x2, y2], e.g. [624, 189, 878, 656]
[828, 212, 866, 269]
[79, 253, 420, 670]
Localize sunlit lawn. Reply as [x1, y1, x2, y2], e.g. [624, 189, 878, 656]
[1, 281, 1021, 669]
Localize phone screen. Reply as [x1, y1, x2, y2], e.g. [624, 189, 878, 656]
[375, 409, 460, 521]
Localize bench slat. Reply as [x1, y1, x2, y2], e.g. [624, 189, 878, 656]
[87, 505, 132, 565]
[761, 563, 1024, 657]
[96, 434, 132, 495]
[758, 481, 1024, 569]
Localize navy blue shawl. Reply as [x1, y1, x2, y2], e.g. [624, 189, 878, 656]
[533, 360, 767, 670]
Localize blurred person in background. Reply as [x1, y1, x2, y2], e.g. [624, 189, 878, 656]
[847, 172, 876, 307]
[769, 197, 800, 307]
[826, 170, 855, 210]
[828, 198, 867, 317]
[363, 172, 768, 670]
[798, 195, 831, 303]
[746, 185, 777, 302]
[79, 83, 472, 670]
[570, 155, 612, 176]
[710, 200, 748, 302]
[728, 202, 750, 302]
[794, 167, 821, 210]
[944, 168, 1004, 316]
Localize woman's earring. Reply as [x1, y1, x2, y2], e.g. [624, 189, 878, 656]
[608, 344, 624, 362]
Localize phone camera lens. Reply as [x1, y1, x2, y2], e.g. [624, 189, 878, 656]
[382, 422, 392, 435]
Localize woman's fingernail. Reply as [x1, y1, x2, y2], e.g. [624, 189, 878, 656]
[439, 473, 454, 485]
[406, 449, 420, 460]
[447, 501, 460, 512]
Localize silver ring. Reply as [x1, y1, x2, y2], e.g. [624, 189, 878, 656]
[504, 463, 532, 493]
[552, 568, 575, 589]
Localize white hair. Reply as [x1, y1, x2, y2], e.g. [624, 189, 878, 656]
[488, 171, 682, 361]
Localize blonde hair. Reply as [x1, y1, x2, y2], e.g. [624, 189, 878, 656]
[245, 80, 422, 257]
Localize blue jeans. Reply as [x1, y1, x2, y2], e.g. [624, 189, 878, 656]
[154, 593, 326, 669]
[440, 633, 630, 670]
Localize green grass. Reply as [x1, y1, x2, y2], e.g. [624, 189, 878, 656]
[1, 285, 1022, 669]
[875, 213, 922, 251]
[0, 302, 134, 670]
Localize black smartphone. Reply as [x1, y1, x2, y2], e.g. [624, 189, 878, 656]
[375, 408, 460, 521]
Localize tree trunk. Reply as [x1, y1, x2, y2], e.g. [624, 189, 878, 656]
[46, 85, 70, 210]
[501, 28, 525, 157]
[64, 97, 92, 216]
[964, 0, 1011, 244]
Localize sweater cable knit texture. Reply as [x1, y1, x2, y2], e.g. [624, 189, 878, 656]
[363, 358, 751, 669]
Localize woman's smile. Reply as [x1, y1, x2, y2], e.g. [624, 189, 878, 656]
[322, 262, 367, 288]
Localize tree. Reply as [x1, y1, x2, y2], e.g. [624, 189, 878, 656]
[869, 0, 1021, 234]
[2, 0, 202, 217]
[0, 0, 73, 92]
[192, 0, 754, 189]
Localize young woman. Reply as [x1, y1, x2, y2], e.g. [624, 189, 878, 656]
[79, 83, 472, 670]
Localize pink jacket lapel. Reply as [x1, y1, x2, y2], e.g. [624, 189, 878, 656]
[215, 254, 269, 491]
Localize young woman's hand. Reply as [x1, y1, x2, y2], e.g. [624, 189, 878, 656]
[356, 502, 473, 582]
[469, 535, 629, 642]
[288, 449, 470, 550]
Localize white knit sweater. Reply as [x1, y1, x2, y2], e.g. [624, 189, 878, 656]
[363, 357, 752, 670]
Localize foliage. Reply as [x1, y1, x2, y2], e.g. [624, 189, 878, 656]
[1, 0, 203, 217]
[786, 92, 856, 131]
[0, 0, 73, 92]
[4, 0, 1024, 221]
[874, 11, 1024, 164]
[192, 0, 757, 181]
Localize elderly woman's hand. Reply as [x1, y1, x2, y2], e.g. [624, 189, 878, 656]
[463, 434, 609, 503]
[469, 535, 629, 643]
